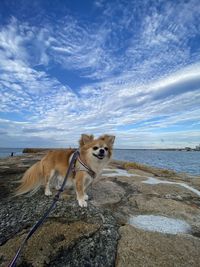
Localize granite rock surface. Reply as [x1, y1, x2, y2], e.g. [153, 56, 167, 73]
[0, 153, 200, 266]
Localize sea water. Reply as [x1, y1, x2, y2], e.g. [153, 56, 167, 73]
[113, 149, 200, 176]
[0, 148, 199, 176]
[0, 148, 23, 158]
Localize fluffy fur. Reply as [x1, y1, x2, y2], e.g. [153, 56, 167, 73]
[15, 134, 115, 207]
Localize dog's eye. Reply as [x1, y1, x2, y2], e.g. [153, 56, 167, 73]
[93, 146, 99, 150]
[104, 147, 108, 151]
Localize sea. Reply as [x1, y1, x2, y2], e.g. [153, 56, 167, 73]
[0, 148, 23, 158]
[0, 148, 199, 176]
[113, 149, 200, 176]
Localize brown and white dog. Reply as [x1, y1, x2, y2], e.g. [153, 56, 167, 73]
[15, 134, 115, 207]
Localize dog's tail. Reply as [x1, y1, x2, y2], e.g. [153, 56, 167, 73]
[15, 161, 43, 196]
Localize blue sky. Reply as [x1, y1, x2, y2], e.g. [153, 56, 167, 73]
[0, 0, 200, 148]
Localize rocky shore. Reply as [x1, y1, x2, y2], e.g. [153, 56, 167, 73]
[0, 152, 200, 266]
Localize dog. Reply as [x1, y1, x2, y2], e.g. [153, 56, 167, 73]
[15, 134, 115, 207]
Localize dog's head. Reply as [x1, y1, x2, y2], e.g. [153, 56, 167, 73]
[79, 134, 115, 162]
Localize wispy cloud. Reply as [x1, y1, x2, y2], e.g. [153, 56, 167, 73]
[0, 0, 200, 148]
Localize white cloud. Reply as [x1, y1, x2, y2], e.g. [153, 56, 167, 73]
[0, 1, 200, 148]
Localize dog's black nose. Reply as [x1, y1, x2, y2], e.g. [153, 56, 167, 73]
[99, 149, 105, 155]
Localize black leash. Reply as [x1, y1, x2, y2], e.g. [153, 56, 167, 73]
[8, 150, 80, 267]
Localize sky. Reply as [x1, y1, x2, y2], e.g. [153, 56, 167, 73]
[0, 0, 200, 149]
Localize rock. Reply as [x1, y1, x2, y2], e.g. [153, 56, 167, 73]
[129, 195, 200, 224]
[91, 178, 126, 206]
[116, 225, 200, 267]
[136, 182, 200, 200]
[0, 153, 200, 266]
[0, 221, 100, 266]
[0, 199, 119, 267]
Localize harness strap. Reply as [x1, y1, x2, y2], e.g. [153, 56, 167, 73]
[8, 150, 80, 267]
[77, 156, 96, 178]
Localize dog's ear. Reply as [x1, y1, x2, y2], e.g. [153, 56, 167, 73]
[100, 135, 115, 146]
[79, 134, 94, 146]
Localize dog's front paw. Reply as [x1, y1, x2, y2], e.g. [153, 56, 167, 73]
[55, 185, 61, 190]
[78, 199, 88, 208]
[56, 185, 61, 190]
[45, 190, 52, 196]
[84, 194, 89, 200]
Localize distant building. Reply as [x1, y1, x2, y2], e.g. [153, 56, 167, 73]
[185, 147, 192, 151]
[195, 144, 200, 151]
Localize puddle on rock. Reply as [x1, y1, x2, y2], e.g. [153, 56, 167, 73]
[102, 168, 139, 177]
[129, 215, 191, 235]
[143, 177, 200, 197]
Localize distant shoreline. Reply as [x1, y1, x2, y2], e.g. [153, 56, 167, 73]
[22, 148, 200, 153]
[0, 147, 199, 152]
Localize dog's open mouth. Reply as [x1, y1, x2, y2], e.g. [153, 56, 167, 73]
[92, 153, 104, 160]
